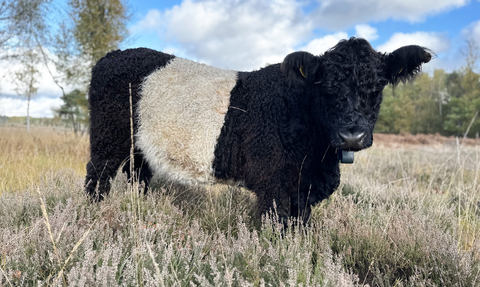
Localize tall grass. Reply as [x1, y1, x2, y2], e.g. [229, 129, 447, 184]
[0, 127, 89, 192]
[1, 127, 480, 286]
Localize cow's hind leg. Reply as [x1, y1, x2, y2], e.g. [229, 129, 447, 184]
[86, 136, 132, 201]
[122, 149, 153, 194]
[85, 152, 127, 202]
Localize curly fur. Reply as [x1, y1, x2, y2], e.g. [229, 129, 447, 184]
[86, 48, 174, 199]
[137, 57, 238, 184]
[86, 38, 431, 223]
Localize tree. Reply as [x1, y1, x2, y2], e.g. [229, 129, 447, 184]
[54, 0, 130, 88]
[464, 39, 479, 71]
[1, 0, 129, 132]
[71, 0, 129, 64]
[0, 1, 11, 49]
[444, 40, 480, 137]
[458, 68, 480, 137]
[409, 71, 447, 134]
[0, 0, 53, 55]
[375, 85, 414, 134]
[51, 0, 130, 133]
[0, 0, 52, 131]
[55, 89, 88, 134]
[14, 48, 40, 133]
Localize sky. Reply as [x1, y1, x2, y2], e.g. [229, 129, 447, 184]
[1, 0, 480, 118]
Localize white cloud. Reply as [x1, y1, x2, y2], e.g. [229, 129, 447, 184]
[461, 20, 480, 46]
[354, 24, 378, 41]
[0, 51, 64, 99]
[312, 0, 468, 30]
[0, 96, 62, 118]
[131, 0, 469, 71]
[133, 0, 313, 70]
[300, 32, 349, 55]
[130, 9, 164, 33]
[376, 32, 450, 53]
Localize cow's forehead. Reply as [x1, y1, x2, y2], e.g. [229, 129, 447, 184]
[323, 51, 384, 75]
[320, 53, 386, 93]
[324, 49, 382, 64]
[323, 38, 383, 65]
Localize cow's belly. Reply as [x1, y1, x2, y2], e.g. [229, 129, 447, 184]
[136, 57, 238, 184]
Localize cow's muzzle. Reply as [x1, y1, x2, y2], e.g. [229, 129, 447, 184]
[339, 131, 366, 150]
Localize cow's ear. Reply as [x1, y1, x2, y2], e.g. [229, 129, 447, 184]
[281, 51, 321, 85]
[385, 45, 433, 85]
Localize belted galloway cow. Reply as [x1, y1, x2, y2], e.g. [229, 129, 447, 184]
[86, 37, 432, 223]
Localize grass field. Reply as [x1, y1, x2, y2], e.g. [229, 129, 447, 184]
[1, 126, 480, 286]
[0, 127, 89, 192]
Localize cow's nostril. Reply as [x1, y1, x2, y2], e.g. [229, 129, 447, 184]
[339, 131, 365, 140]
[339, 131, 366, 150]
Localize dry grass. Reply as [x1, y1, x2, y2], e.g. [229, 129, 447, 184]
[333, 143, 480, 285]
[0, 127, 89, 192]
[1, 127, 480, 286]
[374, 132, 480, 147]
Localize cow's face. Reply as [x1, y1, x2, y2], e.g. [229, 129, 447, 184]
[281, 37, 432, 151]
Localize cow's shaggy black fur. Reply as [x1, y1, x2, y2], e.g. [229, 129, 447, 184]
[86, 48, 173, 198]
[214, 38, 431, 221]
[86, 38, 431, 223]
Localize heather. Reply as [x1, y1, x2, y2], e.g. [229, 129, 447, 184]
[1, 127, 480, 286]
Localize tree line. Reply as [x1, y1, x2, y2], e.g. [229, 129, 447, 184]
[375, 43, 480, 138]
[0, 0, 129, 133]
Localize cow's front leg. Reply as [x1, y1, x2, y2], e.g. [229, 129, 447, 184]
[247, 169, 297, 226]
[290, 189, 312, 223]
[290, 160, 341, 223]
[256, 190, 291, 226]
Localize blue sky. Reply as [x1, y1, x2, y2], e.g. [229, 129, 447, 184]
[1, 0, 480, 118]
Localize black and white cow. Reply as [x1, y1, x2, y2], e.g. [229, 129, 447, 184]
[86, 37, 432, 222]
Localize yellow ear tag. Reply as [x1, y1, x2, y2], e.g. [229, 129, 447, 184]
[299, 65, 306, 78]
[398, 67, 403, 74]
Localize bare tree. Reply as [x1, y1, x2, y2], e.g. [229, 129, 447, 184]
[463, 38, 479, 71]
[1, 0, 52, 54]
[1, 0, 51, 129]
[14, 48, 40, 132]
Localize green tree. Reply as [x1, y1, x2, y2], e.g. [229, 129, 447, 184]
[71, 0, 129, 64]
[410, 71, 447, 134]
[375, 85, 414, 133]
[445, 71, 464, 99]
[55, 89, 88, 134]
[444, 40, 480, 137]
[376, 71, 450, 135]
[51, 0, 129, 133]
[458, 69, 480, 137]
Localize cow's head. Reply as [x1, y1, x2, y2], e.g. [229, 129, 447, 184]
[281, 37, 432, 151]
